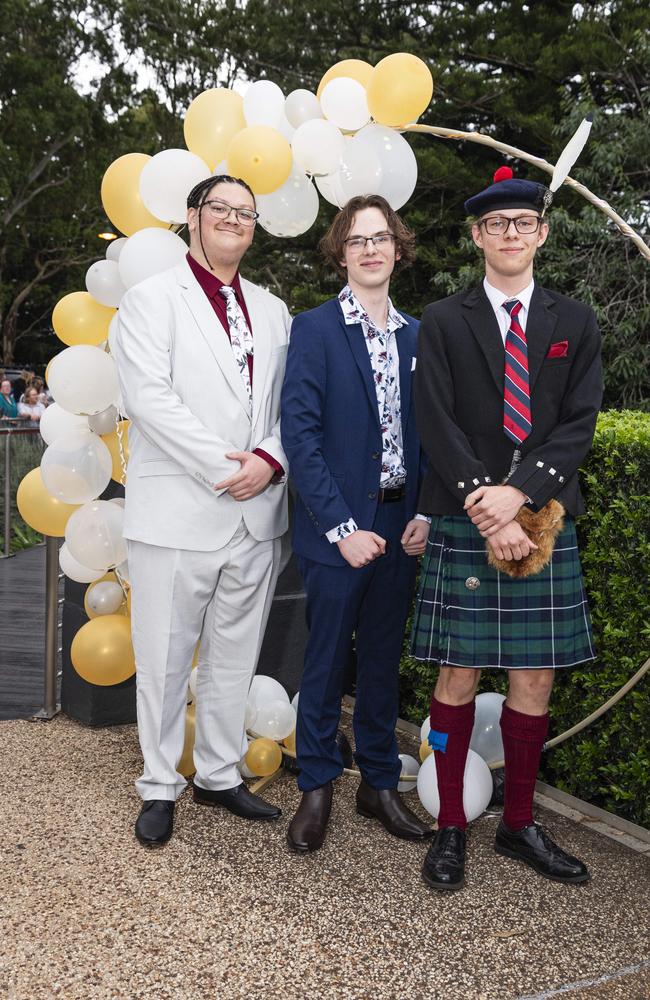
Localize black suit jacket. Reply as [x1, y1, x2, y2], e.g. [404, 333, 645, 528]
[415, 282, 603, 517]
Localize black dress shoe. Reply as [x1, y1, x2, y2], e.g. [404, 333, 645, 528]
[135, 800, 175, 847]
[287, 783, 333, 853]
[421, 826, 466, 891]
[193, 781, 281, 820]
[356, 780, 434, 840]
[495, 820, 590, 884]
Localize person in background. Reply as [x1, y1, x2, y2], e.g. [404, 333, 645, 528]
[0, 378, 18, 420]
[18, 385, 45, 423]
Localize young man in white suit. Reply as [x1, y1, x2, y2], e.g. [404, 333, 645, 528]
[114, 175, 291, 846]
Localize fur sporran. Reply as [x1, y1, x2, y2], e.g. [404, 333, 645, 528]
[486, 500, 565, 578]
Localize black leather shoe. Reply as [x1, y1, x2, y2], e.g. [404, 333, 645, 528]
[356, 780, 434, 840]
[135, 800, 175, 847]
[495, 820, 590, 884]
[287, 783, 333, 853]
[422, 827, 466, 890]
[193, 781, 281, 820]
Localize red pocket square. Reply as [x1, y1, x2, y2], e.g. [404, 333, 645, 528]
[547, 340, 569, 359]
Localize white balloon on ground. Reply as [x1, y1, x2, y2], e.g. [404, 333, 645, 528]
[106, 237, 127, 262]
[420, 716, 431, 743]
[243, 79, 285, 128]
[257, 166, 319, 237]
[40, 403, 89, 446]
[285, 89, 323, 129]
[59, 543, 107, 584]
[470, 692, 506, 764]
[398, 753, 420, 793]
[65, 500, 127, 570]
[239, 740, 256, 778]
[248, 674, 289, 710]
[320, 77, 370, 132]
[354, 124, 418, 209]
[48, 345, 119, 416]
[253, 700, 296, 741]
[88, 404, 118, 436]
[291, 119, 344, 176]
[245, 699, 258, 732]
[417, 748, 493, 823]
[85, 259, 126, 308]
[86, 580, 124, 616]
[40, 431, 112, 504]
[118, 228, 188, 289]
[139, 148, 211, 224]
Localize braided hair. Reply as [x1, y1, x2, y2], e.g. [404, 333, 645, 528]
[186, 175, 256, 272]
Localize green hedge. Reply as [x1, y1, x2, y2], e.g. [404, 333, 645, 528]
[399, 410, 650, 828]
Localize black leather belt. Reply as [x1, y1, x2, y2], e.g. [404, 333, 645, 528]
[378, 484, 406, 503]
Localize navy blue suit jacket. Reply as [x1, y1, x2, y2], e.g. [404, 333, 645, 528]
[281, 296, 422, 567]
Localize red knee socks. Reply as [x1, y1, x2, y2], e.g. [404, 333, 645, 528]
[429, 695, 476, 831]
[500, 703, 549, 831]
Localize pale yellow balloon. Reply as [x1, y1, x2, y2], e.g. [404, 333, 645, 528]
[184, 88, 246, 170]
[245, 737, 282, 777]
[16, 468, 80, 537]
[282, 729, 296, 755]
[317, 59, 374, 98]
[101, 420, 130, 483]
[100, 153, 167, 237]
[178, 705, 196, 778]
[83, 576, 128, 620]
[367, 53, 434, 127]
[70, 615, 136, 686]
[419, 738, 433, 763]
[52, 292, 115, 347]
[226, 126, 292, 195]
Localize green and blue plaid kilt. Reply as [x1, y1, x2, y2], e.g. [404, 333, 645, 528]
[411, 515, 595, 670]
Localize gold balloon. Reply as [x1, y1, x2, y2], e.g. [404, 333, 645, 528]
[177, 705, 196, 778]
[192, 641, 200, 669]
[184, 88, 246, 170]
[70, 614, 136, 686]
[83, 575, 128, 619]
[317, 59, 374, 98]
[245, 737, 282, 777]
[52, 292, 116, 347]
[226, 126, 292, 195]
[419, 738, 433, 763]
[367, 53, 434, 127]
[101, 420, 130, 483]
[282, 729, 296, 754]
[100, 153, 167, 237]
[16, 468, 80, 537]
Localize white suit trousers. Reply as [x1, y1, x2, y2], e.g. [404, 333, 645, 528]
[128, 522, 281, 801]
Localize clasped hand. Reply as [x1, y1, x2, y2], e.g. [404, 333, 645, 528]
[214, 451, 274, 501]
[464, 484, 527, 536]
[487, 521, 538, 562]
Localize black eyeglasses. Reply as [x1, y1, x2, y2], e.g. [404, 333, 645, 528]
[478, 215, 542, 235]
[201, 198, 259, 226]
[343, 232, 396, 252]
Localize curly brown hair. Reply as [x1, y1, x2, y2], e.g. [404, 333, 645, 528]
[319, 195, 416, 274]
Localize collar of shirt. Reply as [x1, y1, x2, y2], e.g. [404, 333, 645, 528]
[338, 284, 407, 336]
[483, 276, 535, 343]
[186, 252, 245, 306]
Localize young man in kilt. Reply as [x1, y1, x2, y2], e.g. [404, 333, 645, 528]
[412, 167, 602, 890]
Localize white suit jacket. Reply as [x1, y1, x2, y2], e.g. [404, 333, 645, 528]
[113, 258, 291, 551]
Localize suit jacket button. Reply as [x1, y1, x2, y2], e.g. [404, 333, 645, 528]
[372, 452, 380, 460]
[368, 491, 377, 499]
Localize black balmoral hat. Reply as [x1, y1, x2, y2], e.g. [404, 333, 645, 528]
[464, 166, 548, 216]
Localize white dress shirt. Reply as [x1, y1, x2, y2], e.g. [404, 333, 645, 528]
[483, 277, 535, 343]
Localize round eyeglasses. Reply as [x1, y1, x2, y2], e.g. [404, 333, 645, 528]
[479, 215, 542, 235]
[201, 198, 259, 226]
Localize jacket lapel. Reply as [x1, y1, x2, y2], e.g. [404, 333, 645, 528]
[241, 279, 272, 430]
[339, 306, 381, 429]
[397, 323, 413, 428]
[526, 285, 558, 390]
[461, 285, 505, 392]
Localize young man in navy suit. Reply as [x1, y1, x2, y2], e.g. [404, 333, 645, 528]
[281, 195, 433, 852]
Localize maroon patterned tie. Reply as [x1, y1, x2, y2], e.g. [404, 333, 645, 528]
[503, 299, 531, 444]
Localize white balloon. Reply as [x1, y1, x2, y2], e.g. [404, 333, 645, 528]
[115, 558, 130, 584]
[48, 345, 119, 416]
[291, 691, 299, 712]
[85, 259, 126, 308]
[420, 716, 431, 743]
[139, 148, 211, 224]
[285, 89, 323, 129]
[417, 749, 493, 823]
[87, 405, 118, 436]
[109, 497, 125, 508]
[253, 700, 296, 741]
[59, 543, 106, 584]
[243, 79, 285, 127]
[320, 77, 370, 132]
[65, 500, 127, 570]
[338, 139, 383, 201]
[106, 237, 127, 262]
[118, 228, 188, 289]
[276, 112, 295, 142]
[248, 674, 289, 710]
[245, 699, 258, 732]
[315, 171, 346, 208]
[291, 119, 344, 176]
[354, 124, 418, 210]
[41, 431, 112, 505]
[257, 166, 319, 237]
[86, 580, 124, 616]
[397, 753, 420, 793]
[470, 692, 506, 764]
[40, 403, 89, 445]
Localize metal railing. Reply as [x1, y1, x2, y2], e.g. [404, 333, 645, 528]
[1, 422, 44, 558]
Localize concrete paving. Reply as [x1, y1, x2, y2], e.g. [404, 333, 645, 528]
[1, 716, 649, 1000]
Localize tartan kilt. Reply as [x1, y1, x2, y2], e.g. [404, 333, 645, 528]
[410, 515, 595, 670]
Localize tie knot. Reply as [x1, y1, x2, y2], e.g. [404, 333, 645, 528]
[219, 285, 235, 300]
[503, 298, 522, 317]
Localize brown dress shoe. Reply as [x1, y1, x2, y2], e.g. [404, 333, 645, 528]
[287, 782, 333, 854]
[356, 780, 434, 840]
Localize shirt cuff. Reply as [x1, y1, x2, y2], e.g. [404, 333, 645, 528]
[253, 447, 284, 480]
[414, 513, 432, 523]
[326, 518, 358, 543]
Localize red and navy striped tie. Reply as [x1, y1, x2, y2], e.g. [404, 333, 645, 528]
[503, 299, 532, 444]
